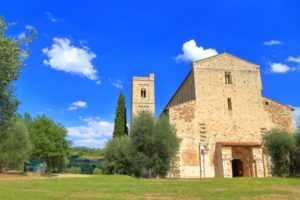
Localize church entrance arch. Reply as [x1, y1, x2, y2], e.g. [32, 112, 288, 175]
[231, 146, 253, 177]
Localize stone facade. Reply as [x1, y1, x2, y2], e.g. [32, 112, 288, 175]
[130, 53, 294, 178]
[163, 53, 294, 178]
[262, 97, 294, 133]
[131, 73, 155, 119]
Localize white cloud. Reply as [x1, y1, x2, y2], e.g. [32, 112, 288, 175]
[269, 63, 292, 73]
[45, 11, 57, 22]
[175, 39, 218, 62]
[288, 56, 300, 63]
[72, 139, 108, 148]
[109, 78, 123, 89]
[67, 117, 113, 148]
[42, 37, 99, 82]
[68, 101, 87, 111]
[263, 40, 282, 46]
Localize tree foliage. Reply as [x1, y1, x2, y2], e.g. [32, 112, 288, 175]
[130, 111, 179, 177]
[113, 92, 128, 138]
[0, 16, 36, 172]
[92, 168, 103, 175]
[104, 111, 179, 178]
[263, 129, 297, 177]
[0, 17, 36, 130]
[28, 115, 71, 172]
[0, 116, 31, 172]
[292, 132, 300, 175]
[103, 136, 133, 175]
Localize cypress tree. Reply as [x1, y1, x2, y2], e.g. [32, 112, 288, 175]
[113, 92, 128, 137]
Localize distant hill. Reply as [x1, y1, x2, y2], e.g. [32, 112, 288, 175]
[67, 147, 104, 174]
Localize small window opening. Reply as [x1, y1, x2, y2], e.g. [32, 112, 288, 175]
[227, 98, 232, 110]
[141, 88, 146, 98]
[225, 72, 232, 84]
[265, 102, 269, 105]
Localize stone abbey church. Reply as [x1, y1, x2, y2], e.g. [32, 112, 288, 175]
[131, 53, 294, 178]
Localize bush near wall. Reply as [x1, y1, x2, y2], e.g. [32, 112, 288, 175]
[263, 129, 300, 177]
[103, 111, 179, 178]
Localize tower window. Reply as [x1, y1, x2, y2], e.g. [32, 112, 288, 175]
[227, 98, 232, 110]
[225, 72, 232, 84]
[141, 88, 146, 98]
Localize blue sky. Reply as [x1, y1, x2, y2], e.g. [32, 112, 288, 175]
[1, 0, 299, 148]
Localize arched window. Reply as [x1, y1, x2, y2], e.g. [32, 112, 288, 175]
[141, 88, 146, 98]
[227, 98, 232, 110]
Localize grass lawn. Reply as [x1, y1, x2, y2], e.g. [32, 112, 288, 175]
[0, 174, 299, 200]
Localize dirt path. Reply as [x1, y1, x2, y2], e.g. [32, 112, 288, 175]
[0, 173, 39, 180]
[54, 173, 94, 178]
[0, 172, 94, 180]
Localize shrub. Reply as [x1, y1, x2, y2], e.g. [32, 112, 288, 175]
[103, 111, 179, 178]
[1, 117, 32, 171]
[291, 132, 300, 175]
[130, 111, 179, 178]
[64, 167, 81, 174]
[263, 129, 296, 177]
[103, 136, 133, 175]
[93, 168, 102, 175]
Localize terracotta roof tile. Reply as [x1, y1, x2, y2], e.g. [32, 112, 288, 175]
[217, 141, 261, 147]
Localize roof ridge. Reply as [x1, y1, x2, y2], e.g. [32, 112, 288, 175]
[192, 52, 259, 67]
[263, 96, 294, 111]
[163, 70, 193, 110]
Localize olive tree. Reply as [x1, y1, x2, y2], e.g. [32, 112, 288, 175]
[263, 129, 296, 177]
[130, 111, 179, 178]
[103, 136, 133, 175]
[0, 16, 36, 172]
[103, 111, 179, 178]
[1, 117, 32, 171]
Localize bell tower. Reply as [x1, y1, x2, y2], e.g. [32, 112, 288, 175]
[131, 73, 155, 120]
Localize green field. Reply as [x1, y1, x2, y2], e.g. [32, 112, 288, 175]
[0, 175, 300, 200]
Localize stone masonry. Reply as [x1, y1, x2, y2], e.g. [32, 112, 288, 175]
[131, 73, 155, 119]
[131, 53, 294, 178]
[163, 53, 294, 178]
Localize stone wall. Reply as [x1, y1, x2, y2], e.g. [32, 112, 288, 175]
[167, 100, 198, 178]
[160, 53, 294, 178]
[169, 151, 182, 178]
[192, 53, 265, 177]
[221, 146, 232, 178]
[262, 97, 294, 133]
[168, 100, 196, 137]
[252, 147, 264, 177]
